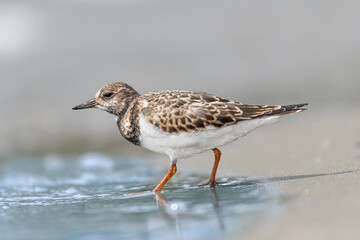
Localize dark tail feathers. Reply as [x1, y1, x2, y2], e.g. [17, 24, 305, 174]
[267, 103, 308, 117]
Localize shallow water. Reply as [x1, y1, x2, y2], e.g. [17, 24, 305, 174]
[0, 153, 280, 240]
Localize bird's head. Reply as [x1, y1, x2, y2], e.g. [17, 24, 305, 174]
[72, 82, 140, 116]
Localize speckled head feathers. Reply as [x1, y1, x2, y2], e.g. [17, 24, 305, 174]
[72, 82, 140, 116]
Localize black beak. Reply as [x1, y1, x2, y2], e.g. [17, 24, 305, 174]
[72, 98, 98, 110]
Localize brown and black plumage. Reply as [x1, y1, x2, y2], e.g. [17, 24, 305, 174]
[140, 90, 307, 134]
[73, 82, 308, 192]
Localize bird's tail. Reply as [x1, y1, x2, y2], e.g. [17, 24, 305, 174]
[265, 103, 308, 117]
[234, 103, 308, 120]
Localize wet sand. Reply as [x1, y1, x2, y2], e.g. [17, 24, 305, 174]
[175, 107, 360, 240]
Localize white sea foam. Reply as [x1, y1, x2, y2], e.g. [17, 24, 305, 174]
[0, 174, 53, 187]
[77, 152, 114, 170]
[43, 154, 65, 171]
[57, 187, 78, 196]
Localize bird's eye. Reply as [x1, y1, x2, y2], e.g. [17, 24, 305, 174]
[103, 92, 113, 98]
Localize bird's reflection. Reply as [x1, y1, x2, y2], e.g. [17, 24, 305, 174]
[209, 188, 225, 231]
[154, 191, 183, 239]
[154, 187, 225, 239]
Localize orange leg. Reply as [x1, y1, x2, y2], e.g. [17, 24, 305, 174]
[200, 148, 221, 187]
[153, 163, 177, 192]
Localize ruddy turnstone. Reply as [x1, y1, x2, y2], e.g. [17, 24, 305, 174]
[73, 82, 307, 191]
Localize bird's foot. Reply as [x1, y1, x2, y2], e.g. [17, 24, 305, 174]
[198, 179, 219, 188]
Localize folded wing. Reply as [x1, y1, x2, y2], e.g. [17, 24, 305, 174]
[141, 91, 307, 134]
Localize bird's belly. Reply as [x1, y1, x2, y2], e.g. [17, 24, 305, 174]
[138, 113, 278, 161]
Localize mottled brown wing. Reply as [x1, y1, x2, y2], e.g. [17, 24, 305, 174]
[140, 91, 308, 134]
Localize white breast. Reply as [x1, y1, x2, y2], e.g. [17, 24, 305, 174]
[138, 113, 278, 163]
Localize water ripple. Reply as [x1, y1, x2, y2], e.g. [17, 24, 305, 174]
[0, 153, 281, 240]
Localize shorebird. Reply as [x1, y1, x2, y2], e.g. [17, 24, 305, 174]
[73, 82, 307, 191]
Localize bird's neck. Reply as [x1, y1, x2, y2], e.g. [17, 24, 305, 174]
[116, 93, 140, 119]
[116, 96, 142, 146]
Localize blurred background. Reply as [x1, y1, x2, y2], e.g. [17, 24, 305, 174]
[1, 1, 360, 240]
[1, 0, 359, 159]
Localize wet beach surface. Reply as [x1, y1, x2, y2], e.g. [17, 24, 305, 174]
[0, 154, 281, 240]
